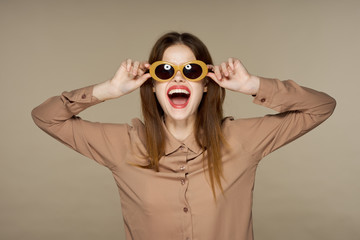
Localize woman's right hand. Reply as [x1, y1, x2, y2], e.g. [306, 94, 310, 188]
[93, 59, 151, 101]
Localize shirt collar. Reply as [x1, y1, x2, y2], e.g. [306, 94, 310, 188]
[161, 119, 203, 155]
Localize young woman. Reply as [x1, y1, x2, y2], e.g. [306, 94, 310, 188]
[32, 32, 336, 240]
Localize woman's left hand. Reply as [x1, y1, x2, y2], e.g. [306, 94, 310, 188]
[207, 58, 260, 95]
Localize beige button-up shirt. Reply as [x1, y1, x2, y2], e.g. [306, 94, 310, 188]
[32, 78, 336, 240]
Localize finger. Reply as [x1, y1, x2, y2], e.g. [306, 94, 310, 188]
[133, 61, 140, 75]
[126, 59, 132, 72]
[207, 64, 215, 73]
[137, 73, 152, 85]
[207, 72, 222, 86]
[120, 61, 127, 72]
[228, 58, 235, 72]
[234, 58, 245, 71]
[143, 62, 150, 69]
[138, 62, 150, 74]
[137, 68, 145, 76]
[227, 65, 233, 75]
[138, 62, 150, 76]
[140, 61, 150, 69]
[221, 62, 229, 77]
[213, 66, 222, 81]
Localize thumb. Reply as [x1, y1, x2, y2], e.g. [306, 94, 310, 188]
[207, 72, 223, 86]
[137, 73, 152, 85]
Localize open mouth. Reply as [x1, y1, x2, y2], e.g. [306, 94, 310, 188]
[167, 85, 191, 109]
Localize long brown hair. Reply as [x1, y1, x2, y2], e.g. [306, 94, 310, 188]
[140, 32, 226, 199]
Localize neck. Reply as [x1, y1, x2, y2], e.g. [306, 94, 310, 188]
[164, 115, 196, 141]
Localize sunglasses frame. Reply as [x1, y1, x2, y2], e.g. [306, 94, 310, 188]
[149, 60, 208, 82]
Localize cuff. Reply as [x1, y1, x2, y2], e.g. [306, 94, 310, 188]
[62, 85, 103, 104]
[61, 85, 103, 115]
[252, 77, 276, 108]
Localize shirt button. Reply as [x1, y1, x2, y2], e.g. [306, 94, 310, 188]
[260, 98, 266, 103]
[81, 94, 87, 99]
[180, 179, 185, 185]
[180, 165, 185, 171]
[183, 207, 188, 213]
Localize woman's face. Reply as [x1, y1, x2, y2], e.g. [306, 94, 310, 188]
[153, 44, 207, 123]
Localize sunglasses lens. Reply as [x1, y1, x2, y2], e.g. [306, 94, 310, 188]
[155, 64, 174, 80]
[183, 64, 203, 80]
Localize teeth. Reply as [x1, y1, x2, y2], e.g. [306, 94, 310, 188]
[168, 89, 190, 95]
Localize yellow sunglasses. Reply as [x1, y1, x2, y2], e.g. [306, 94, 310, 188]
[149, 60, 208, 82]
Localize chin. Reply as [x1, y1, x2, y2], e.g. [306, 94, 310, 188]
[165, 109, 196, 122]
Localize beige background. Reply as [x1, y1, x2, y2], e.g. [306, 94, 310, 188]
[1, 0, 359, 239]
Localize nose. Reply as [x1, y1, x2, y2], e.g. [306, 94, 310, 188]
[172, 69, 185, 83]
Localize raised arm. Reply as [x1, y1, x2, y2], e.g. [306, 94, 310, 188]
[31, 60, 151, 168]
[209, 58, 336, 159]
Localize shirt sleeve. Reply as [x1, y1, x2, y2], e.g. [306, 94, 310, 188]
[224, 77, 336, 160]
[31, 85, 132, 169]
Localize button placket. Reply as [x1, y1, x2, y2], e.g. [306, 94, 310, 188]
[180, 179, 186, 185]
[175, 143, 192, 239]
[179, 144, 190, 173]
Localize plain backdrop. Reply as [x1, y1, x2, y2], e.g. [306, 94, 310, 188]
[1, 0, 359, 239]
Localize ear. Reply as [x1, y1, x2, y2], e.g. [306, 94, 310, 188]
[203, 78, 208, 92]
[152, 80, 156, 93]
